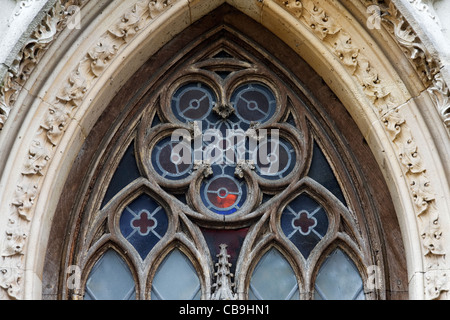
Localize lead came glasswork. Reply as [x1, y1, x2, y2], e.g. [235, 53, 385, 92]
[84, 250, 135, 300]
[171, 83, 216, 122]
[252, 137, 296, 179]
[161, 81, 283, 216]
[281, 193, 329, 258]
[200, 164, 247, 215]
[231, 83, 277, 124]
[249, 248, 299, 300]
[151, 249, 201, 300]
[314, 249, 365, 300]
[152, 137, 193, 180]
[119, 194, 169, 259]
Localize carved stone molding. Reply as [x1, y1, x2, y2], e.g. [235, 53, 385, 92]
[0, 0, 89, 130]
[276, 0, 447, 299]
[363, 0, 450, 131]
[428, 72, 450, 128]
[0, 0, 177, 300]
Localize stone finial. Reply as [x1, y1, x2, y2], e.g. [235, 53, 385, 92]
[211, 244, 237, 300]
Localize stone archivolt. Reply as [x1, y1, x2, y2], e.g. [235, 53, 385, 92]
[0, 0, 448, 300]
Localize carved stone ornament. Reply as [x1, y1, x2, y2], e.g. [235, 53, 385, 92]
[1, 0, 66, 130]
[211, 244, 237, 300]
[365, 0, 450, 130]
[213, 102, 235, 119]
[276, 0, 447, 299]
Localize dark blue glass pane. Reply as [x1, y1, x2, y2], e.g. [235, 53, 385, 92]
[308, 141, 347, 206]
[151, 113, 162, 127]
[151, 136, 193, 180]
[119, 194, 169, 259]
[281, 193, 329, 258]
[101, 142, 141, 208]
[231, 83, 276, 124]
[171, 83, 216, 122]
[261, 193, 274, 204]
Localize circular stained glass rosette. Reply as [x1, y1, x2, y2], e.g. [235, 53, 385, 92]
[280, 194, 329, 258]
[119, 194, 169, 259]
[200, 165, 247, 215]
[251, 137, 296, 180]
[230, 83, 276, 125]
[151, 137, 193, 180]
[171, 82, 216, 123]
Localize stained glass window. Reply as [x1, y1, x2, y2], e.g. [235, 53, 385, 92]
[308, 141, 346, 205]
[231, 83, 277, 125]
[69, 28, 387, 301]
[84, 250, 135, 300]
[152, 136, 193, 180]
[119, 194, 168, 259]
[101, 142, 141, 208]
[280, 193, 329, 258]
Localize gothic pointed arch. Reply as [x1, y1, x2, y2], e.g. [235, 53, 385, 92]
[42, 5, 407, 300]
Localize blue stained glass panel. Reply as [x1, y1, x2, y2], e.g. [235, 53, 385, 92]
[281, 193, 329, 258]
[231, 83, 276, 124]
[252, 137, 296, 180]
[152, 137, 193, 180]
[171, 82, 216, 123]
[166, 81, 282, 216]
[119, 194, 168, 259]
[200, 164, 247, 215]
[308, 141, 346, 206]
[101, 142, 141, 208]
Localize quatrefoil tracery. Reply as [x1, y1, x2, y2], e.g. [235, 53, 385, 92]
[142, 77, 305, 220]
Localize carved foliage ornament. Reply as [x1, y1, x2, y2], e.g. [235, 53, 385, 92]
[0, 0, 175, 300]
[365, 0, 450, 129]
[277, 0, 446, 299]
[68, 33, 371, 301]
[0, 0, 90, 130]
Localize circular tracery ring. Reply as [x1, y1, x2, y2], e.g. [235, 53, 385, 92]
[141, 78, 306, 221]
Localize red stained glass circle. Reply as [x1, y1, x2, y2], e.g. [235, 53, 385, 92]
[206, 176, 240, 209]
